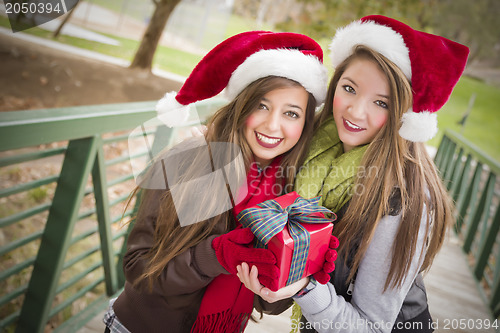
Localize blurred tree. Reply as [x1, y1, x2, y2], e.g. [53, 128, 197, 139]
[431, 0, 500, 65]
[276, 0, 438, 40]
[234, 0, 499, 66]
[130, 0, 182, 70]
[233, 0, 297, 30]
[233, 0, 260, 19]
[53, 2, 81, 38]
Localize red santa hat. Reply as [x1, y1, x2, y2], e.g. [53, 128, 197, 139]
[329, 15, 469, 142]
[156, 31, 328, 127]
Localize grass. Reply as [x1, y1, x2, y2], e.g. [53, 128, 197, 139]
[27, 186, 49, 202]
[0, 15, 202, 77]
[225, 13, 266, 38]
[152, 44, 202, 76]
[428, 76, 500, 161]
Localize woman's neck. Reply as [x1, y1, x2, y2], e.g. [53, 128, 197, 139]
[253, 157, 272, 169]
[342, 142, 355, 153]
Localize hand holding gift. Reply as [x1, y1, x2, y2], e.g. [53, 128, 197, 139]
[237, 192, 337, 291]
[312, 235, 339, 284]
[236, 262, 309, 304]
[212, 228, 280, 289]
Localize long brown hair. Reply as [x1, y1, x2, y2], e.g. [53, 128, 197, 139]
[135, 76, 317, 287]
[317, 46, 453, 290]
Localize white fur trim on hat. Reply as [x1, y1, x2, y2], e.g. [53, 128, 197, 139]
[225, 49, 328, 105]
[156, 92, 190, 127]
[330, 20, 412, 80]
[399, 110, 438, 142]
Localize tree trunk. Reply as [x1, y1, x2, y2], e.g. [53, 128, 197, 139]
[53, 2, 80, 38]
[130, 0, 182, 71]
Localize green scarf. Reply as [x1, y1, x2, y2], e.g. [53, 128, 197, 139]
[295, 117, 367, 213]
[290, 117, 367, 332]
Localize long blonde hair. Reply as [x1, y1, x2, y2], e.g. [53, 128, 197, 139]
[317, 46, 453, 290]
[135, 76, 317, 287]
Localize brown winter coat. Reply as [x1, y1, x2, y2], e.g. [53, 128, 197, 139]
[112, 189, 292, 333]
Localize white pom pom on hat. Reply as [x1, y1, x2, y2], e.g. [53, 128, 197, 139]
[156, 91, 190, 128]
[329, 15, 469, 142]
[155, 30, 328, 127]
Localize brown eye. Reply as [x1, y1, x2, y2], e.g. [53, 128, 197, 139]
[343, 85, 355, 94]
[375, 100, 388, 109]
[285, 111, 299, 119]
[258, 103, 269, 110]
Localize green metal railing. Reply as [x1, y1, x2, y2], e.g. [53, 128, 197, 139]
[0, 99, 225, 333]
[434, 130, 500, 319]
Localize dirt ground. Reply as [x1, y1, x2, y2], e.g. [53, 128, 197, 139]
[0, 32, 182, 112]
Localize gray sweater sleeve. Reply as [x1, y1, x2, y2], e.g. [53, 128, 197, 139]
[294, 212, 429, 333]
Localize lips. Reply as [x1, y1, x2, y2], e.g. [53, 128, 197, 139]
[255, 131, 283, 148]
[343, 118, 365, 133]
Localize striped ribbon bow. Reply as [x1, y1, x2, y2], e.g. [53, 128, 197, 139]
[237, 195, 334, 286]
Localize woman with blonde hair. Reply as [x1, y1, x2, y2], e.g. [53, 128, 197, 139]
[237, 15, 469, 332]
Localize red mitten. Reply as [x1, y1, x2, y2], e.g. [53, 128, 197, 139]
[313, 235, 339, 284]
[212, 228, 280, 290]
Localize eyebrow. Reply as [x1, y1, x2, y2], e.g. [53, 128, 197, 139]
[343, 77, 389, 100]
[261, 97, 305, 112]
[344, 77, 358, 87]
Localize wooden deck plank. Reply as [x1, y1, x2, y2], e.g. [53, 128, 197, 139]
[79, 233, 497, 332]
[425, 234, 497, 333]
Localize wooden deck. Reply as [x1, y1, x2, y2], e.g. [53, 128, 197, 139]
[79, 233, 496, 333]
[424, 234, 496, 333]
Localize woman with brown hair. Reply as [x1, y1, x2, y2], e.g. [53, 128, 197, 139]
[103, 30, 333, 332]
[237, 15, 469, 332]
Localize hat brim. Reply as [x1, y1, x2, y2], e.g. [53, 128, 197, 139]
[226, 49, 328, 105]
[330, 19, 412, 80]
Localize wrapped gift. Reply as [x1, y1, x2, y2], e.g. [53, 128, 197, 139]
[237, 191, 335, 290]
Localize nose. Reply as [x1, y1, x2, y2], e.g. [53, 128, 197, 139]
[347, 100, 367, 120]
[265, 109, 281, 131]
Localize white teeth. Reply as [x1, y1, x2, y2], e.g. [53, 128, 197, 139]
[345, 119, 362, 129]
[256, 132, 281, 144]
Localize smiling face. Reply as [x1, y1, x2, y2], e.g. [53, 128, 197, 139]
[333, 58, 390, 152]
[244, 86, 308, 167]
